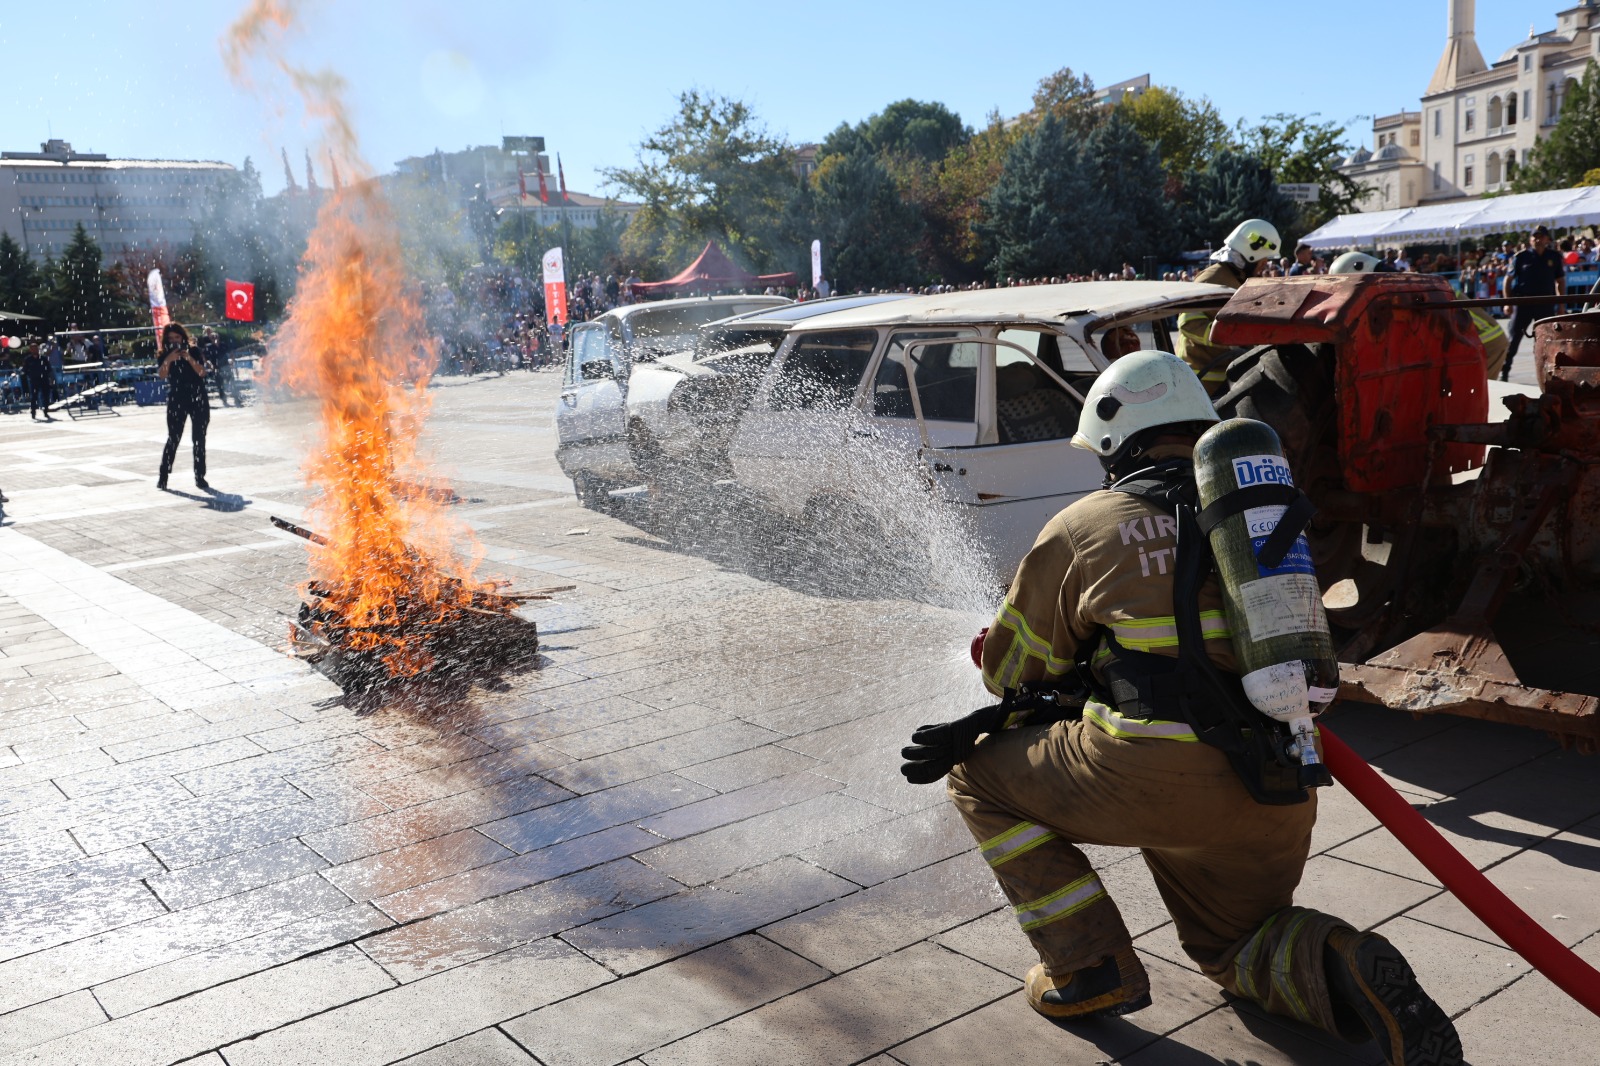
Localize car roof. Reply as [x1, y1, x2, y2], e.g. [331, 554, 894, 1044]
[775, 281, 1236, 331]
[702, 293, 915, 329]
[596, 294, 791, 323]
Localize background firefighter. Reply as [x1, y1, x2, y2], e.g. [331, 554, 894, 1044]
[902, 351, 1462, 1066]
[1176, 218, 1281, 395]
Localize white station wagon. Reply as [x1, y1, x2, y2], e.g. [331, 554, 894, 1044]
[727, 282, 1236, 579]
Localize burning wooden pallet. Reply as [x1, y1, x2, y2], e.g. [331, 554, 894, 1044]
[272, 516, 570, 691]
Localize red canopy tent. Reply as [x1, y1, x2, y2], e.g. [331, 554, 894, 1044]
[630, 240, 797, 298]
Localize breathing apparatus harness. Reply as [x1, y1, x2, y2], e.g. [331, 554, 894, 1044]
[1089, 457, 1324, 804]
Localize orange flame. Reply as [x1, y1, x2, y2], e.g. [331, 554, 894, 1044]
[226, 1, 489, 677]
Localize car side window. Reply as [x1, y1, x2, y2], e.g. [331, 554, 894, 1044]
[767, 330, 878, 411]
[993, 329, 1084, 445]
[873, 331, 980, 422]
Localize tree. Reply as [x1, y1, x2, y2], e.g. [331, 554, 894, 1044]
[823, 99, 970, 163]
[0, 232, 44, 318]
[190, 157, 294, 321]
[1234, 113, 1361, 235]
[1514, 61, 1600, 192]
[603, 91, 797, 272]
[1117, 86, 1232, 186]
[48, 224, 115, 329]
[981, 112, 1103, 278]
[494, 208, 631, 282]
[1179, 150, 1297, 251]
[1081, 112, 1175, 269]
[786, 149, 925, 291]
[1027, 67, 1104, 136]
[923, 112, 1023, 280]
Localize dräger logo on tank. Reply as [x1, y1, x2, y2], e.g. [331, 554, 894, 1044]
[1232, 454, 1295, 488]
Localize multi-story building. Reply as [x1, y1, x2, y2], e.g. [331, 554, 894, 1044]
[0, 139, 234, 259]
[1342, 0, 1600, 211]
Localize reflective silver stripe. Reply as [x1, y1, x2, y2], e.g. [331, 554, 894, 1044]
[1015, 872, 1107, 931]
[1084, 702, 1198, 742]
[980, 822, 1056, 868]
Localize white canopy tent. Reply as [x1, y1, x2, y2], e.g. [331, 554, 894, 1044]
[1298, 207, 1414, 249]
[1303, 186, 1600, 249]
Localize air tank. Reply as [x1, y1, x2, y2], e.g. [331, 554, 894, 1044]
[1193, 418, 1339, 777]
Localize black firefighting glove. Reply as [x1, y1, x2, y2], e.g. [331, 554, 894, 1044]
[899, 703, 1008, 785]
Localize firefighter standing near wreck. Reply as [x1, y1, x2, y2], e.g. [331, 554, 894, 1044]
[900, 351, 1462, 1066]
[1329, 251, 1509, 379]
[1176, 219, 1281, 394]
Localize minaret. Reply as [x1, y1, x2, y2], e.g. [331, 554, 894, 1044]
[1428, 0, 1489, 94]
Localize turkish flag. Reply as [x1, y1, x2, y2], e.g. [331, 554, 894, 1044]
[225, 279, 255, 322]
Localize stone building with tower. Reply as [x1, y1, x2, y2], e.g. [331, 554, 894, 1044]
[1340, 1, 1600, 210]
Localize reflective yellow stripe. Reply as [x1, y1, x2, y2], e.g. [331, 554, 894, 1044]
[1271, 911, 1316, 1023]
[980, 821, 1057, 868]
[985, 601, 1073, 692]
[1235, 911, 1279, 1003]
[1470, 308, 1505, 343]
[1109, 611, 1231, 651]
[1015, 872, 1107, 931]
[1084, 701, 1198, 741]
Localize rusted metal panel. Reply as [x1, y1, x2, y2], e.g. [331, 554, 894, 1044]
[1213, 275, 1487, 494]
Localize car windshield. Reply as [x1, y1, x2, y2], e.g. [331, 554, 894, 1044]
[629, 304, 779, 359]
[696, 327, 783, 361]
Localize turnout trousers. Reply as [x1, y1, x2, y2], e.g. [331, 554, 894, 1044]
[947, 717, 1353, 1036]
[159, 399, 210, 481]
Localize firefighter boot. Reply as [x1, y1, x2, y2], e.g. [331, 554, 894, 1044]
[1324, 928, 1462, 1066]
[1025, 947, 1151, 1020]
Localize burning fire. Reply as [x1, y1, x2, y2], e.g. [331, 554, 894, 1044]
[226, 1, 492, 678]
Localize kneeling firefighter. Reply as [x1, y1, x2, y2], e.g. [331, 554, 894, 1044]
[901, 350, 1461, 1066]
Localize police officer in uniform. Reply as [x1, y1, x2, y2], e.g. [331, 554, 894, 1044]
[1503, 225, 1566, 381]
[901, 351, 1461, 1066]
[1176, 219, 1281, 395]
[1330, 252, 1509, 379]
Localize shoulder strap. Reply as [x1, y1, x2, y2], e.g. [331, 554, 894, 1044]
[1108, 459, 1196, 515]
[1195, 482, 1318, 571]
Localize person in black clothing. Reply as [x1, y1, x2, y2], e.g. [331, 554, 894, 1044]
[198, 327, 234, 407]
[1504, 225, 1567, 381]
[21, 342, 53, 420]
[156, 323, 210, 491]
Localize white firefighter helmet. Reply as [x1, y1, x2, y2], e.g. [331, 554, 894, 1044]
[1072, 350, 1220, 462]
[1329, 251, 1382, 274]
[1224, 219, 1282, 264]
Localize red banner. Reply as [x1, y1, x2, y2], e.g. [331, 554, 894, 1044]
[225, 279, 256, 322]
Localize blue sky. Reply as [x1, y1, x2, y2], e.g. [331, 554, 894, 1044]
[0, 1, 1565, 197]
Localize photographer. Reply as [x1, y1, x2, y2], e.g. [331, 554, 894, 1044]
[155, 323, 210, 491]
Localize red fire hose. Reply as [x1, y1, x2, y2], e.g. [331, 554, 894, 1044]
[966, 630, 1600, 1016]
[1319, 727, 1600, 1018]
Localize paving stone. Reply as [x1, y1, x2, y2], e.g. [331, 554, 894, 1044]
[932, 909, 1043, 978]
[322, 827, 514, 902]
[542, 721, 783, 795]
[1451, 930, 1600, 1065]
[891, 952, 1231, 1066]
[145, 837, 331, 909]
[638, 791, 899, 887]
[0, 782, 68, 821]
[286, 733, 496, 795]
[71, 777, 306, 854]
[222, 939, 611, 1066]
[672, 744, 820, 792]
[0, 991, 107, 1056]
[393, 1028, 536, 1065]
[481, 774, 715, 854]
[361, 742, 572, 809]
[1405, 826, 1600, 949]
[800, 801, 973, 888]
[762, 855, 1004, 971]
[562, 856, 857, 975]
[92, 902, 393, 1018]
[1116, 1000, 1376, 1065]
[11, 944, 394, 1066]
[147, 792, 390, 869]
[172, 732, 388, 795]
[640, 943, 1013, 1066]
[0, 873, 355, 1015]
[377, 825, 663, 922]
[50, 735, 263, 798]
[504, 935, 828, 1066]
[0, 830, 82, 882]
[0, 748, 115, 793]
[635, 770, 842, 842]
[361, 859, 678, 982]
[1292, 854, 1440, 933]
[545, 704, 733, 760]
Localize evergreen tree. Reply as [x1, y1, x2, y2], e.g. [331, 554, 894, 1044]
[191, 157, 291, 321]
[787, 149, 926, 291]
[980, 112, 1103, 278]
[0, 232, 44, 318]
[1080, 112, 1175, 269]
[1514, 61, 1600, 192]
[49, 224, 113, 329]
[1179, 151, 1297, 251]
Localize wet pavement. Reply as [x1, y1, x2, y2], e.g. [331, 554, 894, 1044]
[0, 367, 1595, 1064]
